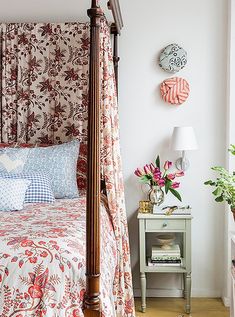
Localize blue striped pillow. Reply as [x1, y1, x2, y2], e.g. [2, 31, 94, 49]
[0, 172, 55, 203]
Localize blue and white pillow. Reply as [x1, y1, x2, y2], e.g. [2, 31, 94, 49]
[0, 148, 29, 173]
[0, 178, 31, 211]
[0, 172, 55, 203]
[23, 140, 79, 198]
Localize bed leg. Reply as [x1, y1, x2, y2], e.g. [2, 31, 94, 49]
[84, 275, 101, 316]
[84, 310, 101, 317]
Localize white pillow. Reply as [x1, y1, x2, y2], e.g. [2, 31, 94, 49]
[0, 178, 31, 211]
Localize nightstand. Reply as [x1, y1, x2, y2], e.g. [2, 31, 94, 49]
[138, 212, 192, 313]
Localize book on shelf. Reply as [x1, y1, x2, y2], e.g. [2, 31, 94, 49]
[147, 257, 182, 267]
[152, 244, 180, 253]
[151, 258, 181, 263]
[151, 255, 181, 261]
[152, 254, 180, 258]
[152, 244, 181, 259]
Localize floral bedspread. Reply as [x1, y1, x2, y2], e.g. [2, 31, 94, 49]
[0, 196, 117, 317]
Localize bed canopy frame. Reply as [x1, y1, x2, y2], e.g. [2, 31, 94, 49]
[85, 1, 123, 316]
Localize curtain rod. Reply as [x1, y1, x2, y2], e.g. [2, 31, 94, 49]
[107, 0, 123, 35]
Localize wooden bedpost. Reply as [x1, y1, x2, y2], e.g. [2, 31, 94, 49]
[111, 23, 120, 95]
[84, 1, 103, 316]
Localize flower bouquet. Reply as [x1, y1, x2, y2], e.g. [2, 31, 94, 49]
[134, 155, 184, 205]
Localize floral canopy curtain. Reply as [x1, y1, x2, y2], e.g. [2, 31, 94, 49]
[0, 21, 135, 316]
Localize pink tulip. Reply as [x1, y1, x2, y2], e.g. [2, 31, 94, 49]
[157, 179, 165, 187]
[153, 171, 162, 181]
[175, 171, 184, 177]
[164, 161, 172, 170]
[171, 182, 180, 189]
[149, 163, 156, 173]
[144, 164, 152, 175]
[167, 173, 175, 180]
[134, 168, 144, 177]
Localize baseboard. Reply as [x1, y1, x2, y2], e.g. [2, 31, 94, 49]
[134, 288, 183, 297]
[191, 288, 222, 297]
[222, 296, 230, 307]
[134, 288, 223, 298]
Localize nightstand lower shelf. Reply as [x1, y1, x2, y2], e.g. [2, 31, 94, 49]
[138, 213, 192, 314]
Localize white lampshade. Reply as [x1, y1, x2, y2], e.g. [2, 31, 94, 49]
[171, 126, 198, 151]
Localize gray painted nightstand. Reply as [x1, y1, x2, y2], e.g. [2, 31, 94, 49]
[137, 212, 192, 314]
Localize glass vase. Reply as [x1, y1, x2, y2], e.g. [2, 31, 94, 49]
[148, 185, 164, 206]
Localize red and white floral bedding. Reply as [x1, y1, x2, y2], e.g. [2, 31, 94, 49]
[0, 196, 117, 317]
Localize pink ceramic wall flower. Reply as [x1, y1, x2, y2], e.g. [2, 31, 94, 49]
[134, 155, 184, 202]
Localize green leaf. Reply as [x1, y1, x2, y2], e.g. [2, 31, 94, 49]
[212, 187, 222, 196]
[204, 180, 215, 186]
[165, 180, 171, 194]
[155, 155, 160, 169]
[140, 175, 151, 183]
[169, 188, 182, 201]
[229, 144, 235, 155]
[215, 196, 224, 202]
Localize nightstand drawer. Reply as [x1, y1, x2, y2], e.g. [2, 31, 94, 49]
[146, 219, 185, 231]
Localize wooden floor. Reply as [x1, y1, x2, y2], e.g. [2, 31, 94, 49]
[135, 298, 229, 317]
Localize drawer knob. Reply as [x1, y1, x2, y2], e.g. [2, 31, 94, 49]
[162, 222, 168, 228]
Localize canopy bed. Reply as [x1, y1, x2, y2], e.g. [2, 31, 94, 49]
[0, 1, 134, 317]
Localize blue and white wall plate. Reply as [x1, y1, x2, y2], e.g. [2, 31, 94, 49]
[159, 43, 187, 73]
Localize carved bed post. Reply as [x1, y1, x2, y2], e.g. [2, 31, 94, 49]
[84, 1, 103, 316]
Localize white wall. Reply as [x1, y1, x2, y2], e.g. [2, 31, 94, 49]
[118, 0, 228, 297]
[0, 0, 228, 298]
[0, 0, 112, 22]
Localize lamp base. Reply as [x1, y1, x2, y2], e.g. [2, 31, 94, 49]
[175, 157, 190, 171]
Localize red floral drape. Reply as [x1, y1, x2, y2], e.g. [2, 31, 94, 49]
[0, 21, 135, 316]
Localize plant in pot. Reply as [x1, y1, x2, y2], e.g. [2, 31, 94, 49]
[205, 145, 235, 220]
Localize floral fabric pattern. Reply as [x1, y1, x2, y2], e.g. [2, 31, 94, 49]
[0, 22, 89, 190]
[0, 197, 117, 317]
[0, 20, 135, 316]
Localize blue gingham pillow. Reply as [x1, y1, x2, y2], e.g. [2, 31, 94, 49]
[0, 172, 55, 203]
[0, 178, 31, 211]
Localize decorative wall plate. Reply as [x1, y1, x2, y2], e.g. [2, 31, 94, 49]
[160, 77, 190, 105]
[159, 43, 187, 73]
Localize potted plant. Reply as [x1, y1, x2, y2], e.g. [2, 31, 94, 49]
[134, 155, 184, 206]
[205, 145, 235, 220]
